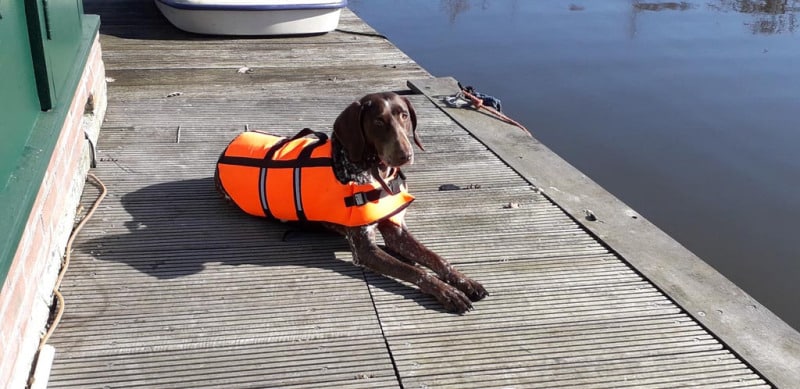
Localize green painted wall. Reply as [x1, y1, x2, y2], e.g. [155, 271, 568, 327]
[0, 0, 43, 192]
[0, 1, 100, 283]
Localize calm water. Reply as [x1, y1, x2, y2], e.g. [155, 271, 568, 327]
[349, 0, 800, 330]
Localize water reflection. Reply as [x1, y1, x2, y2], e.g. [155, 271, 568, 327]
[633, 1, 693, 11]
[711, 0, 798, 34]
[439, 0, 491, 22]
[629, 1, 695, 37]
[435, 0, 798, 34]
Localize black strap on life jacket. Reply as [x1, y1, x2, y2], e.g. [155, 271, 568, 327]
[343, 170, 406, 207]
[291, 130, 329, 222]
[256, 134, 295, 219]
[217, 128, 330, 220]
[217, 128, 331, 169]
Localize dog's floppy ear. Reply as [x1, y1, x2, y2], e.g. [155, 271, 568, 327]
[402, 96, 424, 151]
[333, 101, 366, 162]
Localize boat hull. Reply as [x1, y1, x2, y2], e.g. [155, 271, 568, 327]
[155, 0, 346, 36]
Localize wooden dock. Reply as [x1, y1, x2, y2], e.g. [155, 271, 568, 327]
[45, 1, 799, 388]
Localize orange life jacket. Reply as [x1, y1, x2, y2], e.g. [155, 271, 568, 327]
[216, 129, 414, 227]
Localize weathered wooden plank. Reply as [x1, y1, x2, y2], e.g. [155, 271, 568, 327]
[96, 95, 447, 136]
[101, 50, 418, 70]
[104, 66, 428, 88]
[49, 336, 399, 389]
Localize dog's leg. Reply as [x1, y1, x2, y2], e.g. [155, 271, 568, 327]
[378, 220, 488, 302]
[322, 222, 416, 265]
[345, 225, 474, 313]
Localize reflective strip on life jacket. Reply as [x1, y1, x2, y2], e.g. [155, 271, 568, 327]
[216, 130, 415, 227]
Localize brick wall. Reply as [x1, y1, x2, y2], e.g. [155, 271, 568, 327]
[0, 33, 106, 389]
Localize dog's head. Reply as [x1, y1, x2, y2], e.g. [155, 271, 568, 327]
[333, 92, 424, 167]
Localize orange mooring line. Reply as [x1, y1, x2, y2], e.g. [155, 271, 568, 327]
[459, 88, 532, 137]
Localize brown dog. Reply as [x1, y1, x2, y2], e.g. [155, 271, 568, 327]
[216, 92, 487, 313]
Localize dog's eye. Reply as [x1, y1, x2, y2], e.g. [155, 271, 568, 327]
[400, 112, 409, 120]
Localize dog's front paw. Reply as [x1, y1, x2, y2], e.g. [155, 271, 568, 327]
[455, 278, 489, 301]
[436, 284, 474, 314]
[422, 278, 473, 314]
[444, 273, 488, 302]
[461, 278, 488, 302]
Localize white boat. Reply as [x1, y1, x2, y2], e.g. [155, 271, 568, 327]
[154, 0, 347, 36]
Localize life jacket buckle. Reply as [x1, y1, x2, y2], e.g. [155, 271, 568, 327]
[388, 177, 404, 195]
[353, 192, 367, 206]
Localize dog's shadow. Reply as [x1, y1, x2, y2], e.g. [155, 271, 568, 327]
[81, 177, 443, 311]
